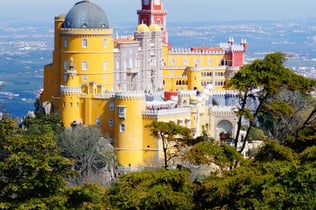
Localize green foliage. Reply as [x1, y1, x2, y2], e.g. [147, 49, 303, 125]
[262, 164, 316, 209]
[185, 141, 243, 172]
[21, 112, 64, 136]
[228, 52, 316, 151]
[248, 126, 266, 141]
[5, 195, 68, 210]
[195, 165, 271, 209]
[110, 169, 194, 210]
[0, 134, 72, 204]
[286, 120, 316, 153]
[0, 117, 20, 139]
[298, 145, 316, 164]
[58, 126, 116, 185]
[65, 184, 112, 209]
[149, 121, 191, 169]
[255, 140, 295, 162]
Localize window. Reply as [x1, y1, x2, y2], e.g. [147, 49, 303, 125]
[144, 0, 149, 5]
[208, 58, 212, 65]
[103, 61, 108, 70]
[64, 60, 68, 70]
[108, 119, 113, 127]
[82, 61, 88, 70]
[170, 58, 176, 65]
[96, 118, 101, 126]
[63, 39, 68, 48]
[82, 39, 88, 48]
[118, 106, 126, 119]
[221, 59, 227, 66]
[103, 39, 107, 48]
[195, 59, 200, 66]
[82, 75, 87, 81]
[109, 101, 114, 111]
[103, 74, 107, 81]
[184, 58, 188, 65]
[120, 123, 125, 132]
[177, 119, 184, 126]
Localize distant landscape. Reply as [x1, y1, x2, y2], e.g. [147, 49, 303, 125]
[1, 19, 316, 118]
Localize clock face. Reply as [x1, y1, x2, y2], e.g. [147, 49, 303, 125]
[154, 0, 160, 5]
[144, 0, 149, 5]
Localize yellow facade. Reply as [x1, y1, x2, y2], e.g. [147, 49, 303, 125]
[41, 1, 244, 168]
[162, 50, 234, 92]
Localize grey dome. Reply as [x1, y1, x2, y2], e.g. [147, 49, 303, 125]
[63, 0, 109, 29]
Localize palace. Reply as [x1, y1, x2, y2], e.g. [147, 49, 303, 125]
[41, 0, 247, 168]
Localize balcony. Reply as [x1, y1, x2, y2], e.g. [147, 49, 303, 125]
[126, 67, 139, 74]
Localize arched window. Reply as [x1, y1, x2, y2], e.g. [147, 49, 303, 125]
[82, 39, 88, 48]
[82, 61, 88, 70]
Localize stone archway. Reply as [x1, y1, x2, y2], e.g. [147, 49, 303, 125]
[216, 120, 233, 142]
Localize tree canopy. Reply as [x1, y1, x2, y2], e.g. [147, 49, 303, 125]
[228, 52, 316, 151]
[149, 121, 191, 169]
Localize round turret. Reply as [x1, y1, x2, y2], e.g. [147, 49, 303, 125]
[149, 24, 161, 32]
[63, 0, 109, 29]
[136, 23, 150, 32]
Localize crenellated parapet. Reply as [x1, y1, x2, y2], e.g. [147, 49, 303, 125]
[169, 47, 225, 55]
[209, 90, 239, 96]
[115, 92, 145, 100]
[94, 92, 115, 99]
[60, 85, 81, 95]
[142, 107, 191, 118]
[209, 106, 236, 117]
[178, 90, 196, 97]
[60, 28, 113, 36]
[219, 42, 246, 52]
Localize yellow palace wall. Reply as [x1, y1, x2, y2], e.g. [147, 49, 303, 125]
[162, 51, 231, 92]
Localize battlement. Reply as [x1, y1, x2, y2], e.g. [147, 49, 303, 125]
[142, 107, 191, 118]
[115, 92, 145, 100]
[209, 90, 239, 96]
[178, 90, 197, 97]
[169, 47, 225, 55]
[209, 106, 236, 117]
[60, 85, 81, 95]
[60, 28, 112, 36]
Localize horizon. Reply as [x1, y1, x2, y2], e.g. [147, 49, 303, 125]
[1, 0, 316, 25]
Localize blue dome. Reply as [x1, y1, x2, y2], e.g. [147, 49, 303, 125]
[63, 0, 109, 29]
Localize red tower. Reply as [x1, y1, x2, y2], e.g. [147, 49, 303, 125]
[137, 0, 168, 43]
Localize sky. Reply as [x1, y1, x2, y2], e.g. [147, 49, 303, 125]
[1, 0, 316, 24]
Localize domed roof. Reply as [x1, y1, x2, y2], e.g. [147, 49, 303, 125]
[149, 24, 161, 32]
[136, 24, 150, 32]
[63, 0, 109, 29]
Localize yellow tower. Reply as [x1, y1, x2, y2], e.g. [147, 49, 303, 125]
[41, 0, 115, 127]
[60, 60, 81, 127]
[114, 93, 146, 167]
[187, 67, 202, 91]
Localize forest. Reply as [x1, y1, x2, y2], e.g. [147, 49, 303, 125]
[0, 53, 316, 209]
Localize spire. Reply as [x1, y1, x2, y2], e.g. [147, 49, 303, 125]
[137, 0, 168, 43]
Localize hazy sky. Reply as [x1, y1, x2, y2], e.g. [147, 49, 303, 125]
[1, 0, 316, 24]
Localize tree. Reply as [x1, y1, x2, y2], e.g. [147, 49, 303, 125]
[21, 112, 64, 136]
[109, 169, 194, 210]
[254, 140, 295, 162]
[0, 133, 72, 206]
[0, 115, 20, 139]
[185, 141, 244, 174]
[285, 108, 316, 152]
[149, 121, 191, 169]
[228, 52, 315, 152]
[58, 126, 117, 185]
[64, 184, 112, 209]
